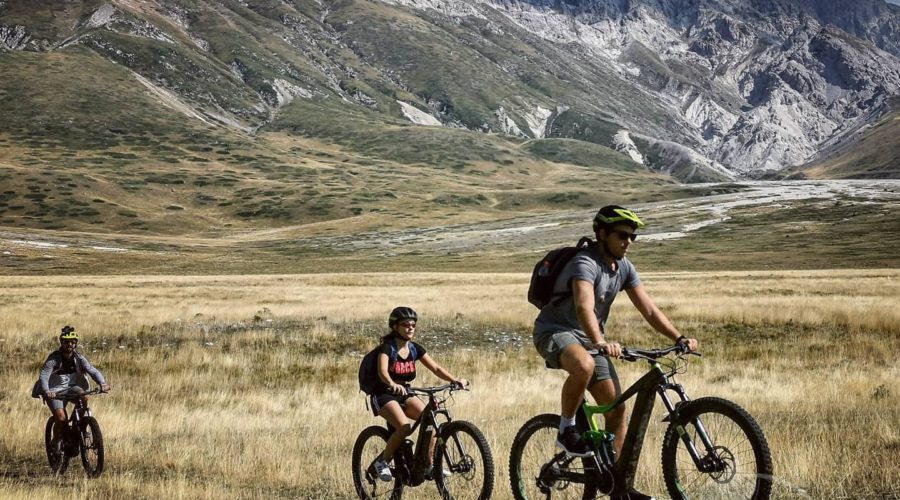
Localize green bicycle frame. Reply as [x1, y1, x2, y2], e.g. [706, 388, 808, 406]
[580, 362, 683, 496]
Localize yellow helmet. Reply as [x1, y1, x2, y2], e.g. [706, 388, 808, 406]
[59, 325, 78, 341]
[592, 205, 645, 232]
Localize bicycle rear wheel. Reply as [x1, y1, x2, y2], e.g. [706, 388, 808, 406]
[44, 417, 69, 475]
[434, 420, 495, 500]
[352, 425, 404, 499]
[79, 416, 105, 478]
[662, 397, 773, 500]
[509, 414, 599, 500]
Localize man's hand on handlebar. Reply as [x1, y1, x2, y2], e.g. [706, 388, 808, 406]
[675, 336, 699, 352]
[593, 341, 623, 358]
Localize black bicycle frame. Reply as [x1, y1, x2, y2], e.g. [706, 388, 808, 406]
[60, 395, 91, 443]
[389, 390, 453, 487]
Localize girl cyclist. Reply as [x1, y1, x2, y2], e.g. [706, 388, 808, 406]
[369, 306, 468, 482]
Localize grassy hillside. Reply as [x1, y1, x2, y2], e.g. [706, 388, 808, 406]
[0, 41, 688, 275]
[2, 1, 898, 275]
[0, 41, 678, 236]
[793, 109, 900, 179]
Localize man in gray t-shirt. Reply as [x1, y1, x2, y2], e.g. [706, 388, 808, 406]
[534, 244, 641, 346]
[533, 205, 698, 500]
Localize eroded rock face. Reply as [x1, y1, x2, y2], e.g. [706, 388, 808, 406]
[435, 0, 900, 176]
[0, 25, 29, 50]
[3, 0, 899, 179]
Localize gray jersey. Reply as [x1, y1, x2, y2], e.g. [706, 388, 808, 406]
[533, 243, 641, 345]
[30, 350, 107, 398]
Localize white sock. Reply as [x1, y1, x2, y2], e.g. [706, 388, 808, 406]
[559, 415, 577, 433]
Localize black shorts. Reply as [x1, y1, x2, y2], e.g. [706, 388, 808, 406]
[369, 391, 412, 417]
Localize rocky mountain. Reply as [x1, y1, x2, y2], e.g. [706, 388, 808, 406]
[1, 0, 899, 185]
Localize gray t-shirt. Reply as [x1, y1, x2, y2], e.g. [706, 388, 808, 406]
[533, 244, 641, 345]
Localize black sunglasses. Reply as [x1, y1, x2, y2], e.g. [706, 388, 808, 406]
[609, 230, 637, 242]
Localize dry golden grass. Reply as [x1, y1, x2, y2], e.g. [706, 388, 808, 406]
[1, 271, 899, 499]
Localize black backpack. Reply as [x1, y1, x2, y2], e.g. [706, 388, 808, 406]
[358, 339, 418, 395]
[527, 236, 595, 309]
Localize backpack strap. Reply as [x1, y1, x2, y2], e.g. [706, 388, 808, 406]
[390, 338, 418, 361]
[388, 338, 398, 362]
[549, 237, 596, 305]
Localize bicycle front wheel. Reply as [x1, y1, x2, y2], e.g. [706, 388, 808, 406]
[79, 416, 105, 478]
[44, 417, 69, 475]
[434, 420, 495, 500]
[509, 414, 599, 500]
[662, 397, 773, 500]
[352, 425, 404, 500]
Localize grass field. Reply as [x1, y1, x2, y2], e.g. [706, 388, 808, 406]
[1, 271, 898, 499]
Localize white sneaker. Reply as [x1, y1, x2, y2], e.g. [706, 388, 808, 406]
[374, 458, 393, 482]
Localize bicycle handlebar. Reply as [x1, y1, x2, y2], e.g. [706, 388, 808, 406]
[587, 343, 700, 361]
[47, 387, 108, 401]
[620, 343, 701, 362]
[408, 382, 468, 396]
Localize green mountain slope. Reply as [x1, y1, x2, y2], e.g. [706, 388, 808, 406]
[790, 109, 900, 179]
[0, 45, 677, 235]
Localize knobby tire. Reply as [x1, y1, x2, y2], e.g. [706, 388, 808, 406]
[434, 420, 495, 500]
[509, 413, 599, 500]
[79, 416, 105, 478]
[352, 425, 404, 500]
[661, 397, 773, 500]
[44, 416, 69, 475]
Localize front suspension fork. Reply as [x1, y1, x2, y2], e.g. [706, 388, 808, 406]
[659, 384, 725, 473]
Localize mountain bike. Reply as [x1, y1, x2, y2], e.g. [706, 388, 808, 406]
[44, 387, 107, 477]
[352, 383, 495, 499]
[509, 344, 773, 499]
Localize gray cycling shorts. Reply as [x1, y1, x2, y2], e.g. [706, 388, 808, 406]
[44, 386, 84, 411]
[535, 331, 618, 385]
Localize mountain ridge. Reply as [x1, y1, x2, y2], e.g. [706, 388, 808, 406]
[1, 0, 899, 242]
[3, 0, 898, 180]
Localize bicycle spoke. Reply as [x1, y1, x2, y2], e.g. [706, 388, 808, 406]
[435, 420, 494, 500]
[510, 414, 597, 500]
[663, 398, 772, 500]
[352, 426, 404, 500]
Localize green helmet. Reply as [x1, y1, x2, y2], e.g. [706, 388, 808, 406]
[59, 325, 78, 341]
[592, 205, 645, 232]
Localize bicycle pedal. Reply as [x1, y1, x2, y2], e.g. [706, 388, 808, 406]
[365, 465, 376, 482]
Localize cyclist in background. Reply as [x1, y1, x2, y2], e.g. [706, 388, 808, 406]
[31, 326, 111, 449]
[369, 307, 469, 483]
[532, 206, 698, 500]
